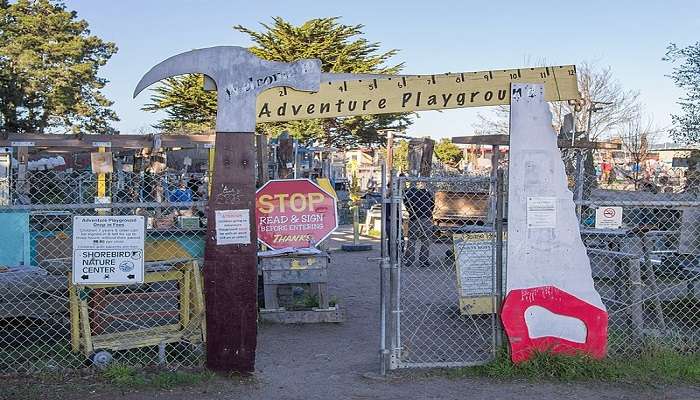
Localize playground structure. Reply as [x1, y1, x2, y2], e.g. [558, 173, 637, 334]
[0, 44, 697, 376]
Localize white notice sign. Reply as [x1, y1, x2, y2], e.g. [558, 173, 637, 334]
[215, 209, 251, 245]
[72, 216, 145, 285]
[595, 206, 623, 229]
[454, 233, 494, 298]
[527, 197, 557, 228]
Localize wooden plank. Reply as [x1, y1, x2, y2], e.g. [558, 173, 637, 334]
[256, 134, 269, 186]
[452, 134, 622, 150]
[102, 290, 179, 300]
[0, 133, 216, 150]
[67, 276, 80, 353]
[204, 132, 258, 373]
[91, 324, 187, 351]
[78, 296, 93, 356]
[190, 261, 206, 341]
[145, 270, 183, 284]
[257, 65, 579, 122]
[180, 266, 191, 329]
[452, 135, 509, 145]
[100, 310, 180, 321]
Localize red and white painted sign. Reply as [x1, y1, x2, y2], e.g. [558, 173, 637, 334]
[255, 179, 338, 249]
[501, 286, 608, 362]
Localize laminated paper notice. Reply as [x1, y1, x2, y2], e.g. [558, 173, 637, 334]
[215, 209, 251, 245]
[526, 197, 556, 228]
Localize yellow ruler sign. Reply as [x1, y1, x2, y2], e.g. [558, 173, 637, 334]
[256, 65, 579, 122]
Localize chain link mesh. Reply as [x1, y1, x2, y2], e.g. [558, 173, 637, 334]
[395, 174, 499, 367]
[393, 150, 699, 367]
[575, 162, 700, 356]
[0, 169, 208, 373]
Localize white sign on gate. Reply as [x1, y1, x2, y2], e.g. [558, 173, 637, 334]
[72, 215, 145, 285]
[595, 206, 623, 229]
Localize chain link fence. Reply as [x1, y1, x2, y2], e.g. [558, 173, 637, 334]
[574, 161, 700, 356]
[391, 149, 699, 367]
[393, 173, 501, 368]
[0, 170, 208, 373]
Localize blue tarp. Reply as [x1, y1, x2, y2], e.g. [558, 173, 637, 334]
[0, 212, 31, 267]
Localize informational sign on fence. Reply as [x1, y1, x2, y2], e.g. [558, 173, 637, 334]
[215, 209, 251, 245]
[72, 215, 145, 285]
[255, 179, 338, 249]
[526, 196, 557, 228]
[595, 206, 623, 229]
[453, 233, 497, 315]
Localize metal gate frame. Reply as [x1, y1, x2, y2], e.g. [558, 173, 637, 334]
[380, 156, 507, 371]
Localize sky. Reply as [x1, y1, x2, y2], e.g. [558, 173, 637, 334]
[66, 0, 699, 141]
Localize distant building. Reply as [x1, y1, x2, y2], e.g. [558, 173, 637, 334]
[459, 144, 508, 172]
[343, 148, 382, 191]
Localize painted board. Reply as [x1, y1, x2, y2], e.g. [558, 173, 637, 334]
[257, 66, 579, 122]
[502, 83, 607, 363]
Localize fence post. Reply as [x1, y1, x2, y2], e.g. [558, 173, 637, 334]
[574, 150, 584, 219]
[495, 168, 505, 351]
[627, 256, 645, 339]
[378, 162, 389, 374]
[388, 174, 401, 369]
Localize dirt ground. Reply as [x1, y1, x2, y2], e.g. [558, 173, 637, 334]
[5, 226, 700, 400]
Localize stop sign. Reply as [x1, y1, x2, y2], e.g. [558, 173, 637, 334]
[255, 179, 338, 249]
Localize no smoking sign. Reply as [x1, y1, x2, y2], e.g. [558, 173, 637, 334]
[595, 206, 623, 229]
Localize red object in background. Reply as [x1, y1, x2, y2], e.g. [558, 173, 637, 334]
[255, 179, 338, 250]
[501, 286, 608, 363]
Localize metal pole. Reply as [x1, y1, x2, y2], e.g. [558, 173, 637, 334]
[495, 168, 505, 350]
[378, 162, 388, 375]
[207, 145, 215, 196]
[353, 205, 360, 245]
[388, 174, 400, 369]
[490, 145, 505, 351]
[490, 145, 499, 224]
[386, 130, 395, 187]
[575, 150, 584, 219]
[293, 141, 299, 179]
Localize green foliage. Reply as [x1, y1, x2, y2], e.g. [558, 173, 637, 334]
[380, 139, 408, 172]
[102, 364, 215, 389]
[434, 138, 463, 168]
[367, 228, 381, 238]
[665, 42, 700, 144]
[348, 171, 362, 204]
[0, 0, 118, 133]
[450, 349, 700, 384]
[142, 74, 217, 133]
[102, 363, 146, 387]
[393, 140, 409, 172]
[145, 17, 411, 145]
[149, 370, 215, 389]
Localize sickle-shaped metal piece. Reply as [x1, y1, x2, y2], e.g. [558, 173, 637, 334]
[134, 47, 218, 98]
[134, 46, 322, 132]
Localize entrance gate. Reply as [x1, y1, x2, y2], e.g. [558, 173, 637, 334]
[382, 167, 507, 369]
